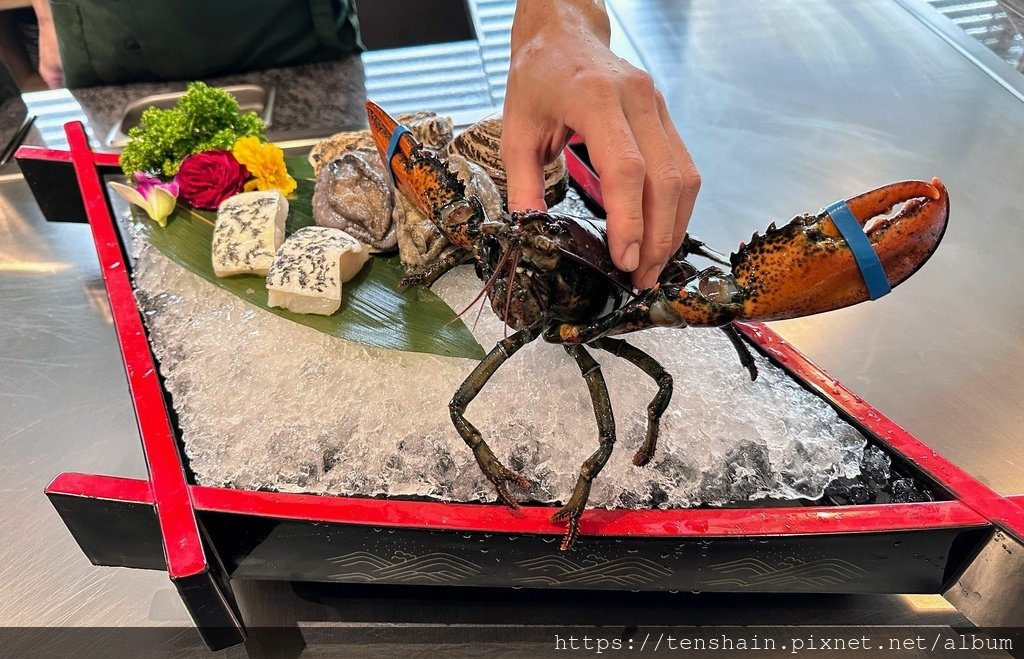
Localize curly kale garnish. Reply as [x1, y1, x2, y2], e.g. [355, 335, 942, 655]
[120, 82, 265, 177]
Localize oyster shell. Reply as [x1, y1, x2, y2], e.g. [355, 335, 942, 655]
[449, 153, 503, 222]
[398, 111, 455, 151]
[444, 117, 569, 208]
[395, 194, 453, 272]
[309, 111, 455, 176]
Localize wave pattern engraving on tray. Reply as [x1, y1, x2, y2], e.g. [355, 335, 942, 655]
[513, 555, 672, 587]
[703, 557, 867, 589]
[327, 550, 483, 584]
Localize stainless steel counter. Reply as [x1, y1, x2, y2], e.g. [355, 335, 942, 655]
[0, 179, 185, 626]
[608, 0, 1024, 495]
[1, 0, 1021, 652]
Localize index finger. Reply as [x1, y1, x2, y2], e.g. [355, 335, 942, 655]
[501, 118, 550, 213]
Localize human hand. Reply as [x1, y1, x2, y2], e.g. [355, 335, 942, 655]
[32, 0, 64, 88]
[502, 0, 700, 290]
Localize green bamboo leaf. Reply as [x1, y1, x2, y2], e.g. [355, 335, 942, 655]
[285, 154, 316, 182]
[132, 166, 485, 360]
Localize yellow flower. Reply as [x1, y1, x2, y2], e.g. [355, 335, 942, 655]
[232, 136, 297, 196]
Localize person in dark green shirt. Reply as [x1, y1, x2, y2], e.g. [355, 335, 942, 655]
[32, 0, 361, 89]
[0, 58, 19, 102]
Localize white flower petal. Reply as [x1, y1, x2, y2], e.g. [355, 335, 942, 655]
[148, 188, 178, 228]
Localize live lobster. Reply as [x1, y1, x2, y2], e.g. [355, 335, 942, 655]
[366, 101, 950, 550]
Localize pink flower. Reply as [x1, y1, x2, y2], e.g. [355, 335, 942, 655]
[108, 172, 180, 228]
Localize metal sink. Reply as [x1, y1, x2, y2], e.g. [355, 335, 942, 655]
[105, 84, 275, 148]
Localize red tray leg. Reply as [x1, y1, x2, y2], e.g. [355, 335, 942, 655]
[45, 473, 246, 650]
[63, 123, 246, 650]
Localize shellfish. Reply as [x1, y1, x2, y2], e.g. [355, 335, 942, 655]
[312, 150, 402, 251]
[444, 117, 569, 208]
[309, 111, 454, 176]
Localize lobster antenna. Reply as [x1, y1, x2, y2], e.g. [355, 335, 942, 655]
[470, 287, 488, 332]
[447, 246, 515, 326]
[450, 284, 490, 323]
[502, 248, 522, 338]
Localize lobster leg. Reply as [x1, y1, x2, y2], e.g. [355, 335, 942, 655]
[589, 337, 673, 467]
[547, 292, 756, 381]
[398, 247, 471, 289]
[556, 344, 616, 551]
[542, 291, 662, 345]
[545, 267, 738, 343]
[720, 324, 758, 381]
[450, 326, 538, 507]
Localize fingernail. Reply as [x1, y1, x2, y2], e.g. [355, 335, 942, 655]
[641, 262, 665, 290]
[621, 242, 640, 271]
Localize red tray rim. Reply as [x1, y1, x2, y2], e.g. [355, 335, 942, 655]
[39, 122, 1024, 580]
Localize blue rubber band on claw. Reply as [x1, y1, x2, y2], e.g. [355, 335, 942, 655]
[824, 199, 891, 300]
[384, 124, 411, 185]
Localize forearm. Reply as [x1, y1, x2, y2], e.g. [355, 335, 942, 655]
[31, 0, 54, 27]
[31, 0, 64, 88]
[511, 0, 611, 49]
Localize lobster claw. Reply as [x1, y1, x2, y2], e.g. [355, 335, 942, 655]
[367, 100, 482, 247]
[366, 101, 464, 218]
[731, 178, 949, 321]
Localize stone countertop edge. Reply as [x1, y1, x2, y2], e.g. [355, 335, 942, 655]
[22, 56, 370, 151]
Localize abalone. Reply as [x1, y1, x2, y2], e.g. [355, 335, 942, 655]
[312, 150, 401, 251]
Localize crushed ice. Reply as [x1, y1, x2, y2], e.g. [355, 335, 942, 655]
[128, 196, 867, 508]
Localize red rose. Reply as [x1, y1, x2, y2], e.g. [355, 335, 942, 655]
[174, 150, 249, 210]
